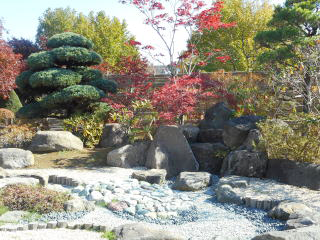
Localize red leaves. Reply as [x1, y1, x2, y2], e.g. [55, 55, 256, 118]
[128, 40, 142, 46]
[0, 40, 24, 99]
[216, 55, 231, 63]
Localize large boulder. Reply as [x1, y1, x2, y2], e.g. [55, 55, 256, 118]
[199, 102, 233, 130]
[145, 125, 199, 178]
[220, 150, 268, 178]
[251, 226, 320, 240]
[223, 116, 263, 148]
[30, 131, 83, 152]
[266, 158, 320, 190]
[132, 169, 167, 184]
[99, 123, 128, 148]
[237, 129, 262, 151]
[0, 148, 34, 169]
[179, 125, 199, 143]
[198, 128, 223, 143]
[191, 143, 228, 174]
[112, 223, 186, 240]
[172, 172, 212, 191]
[107, 142, 149, 168]
[268, 201, 313, 221]
[215, 184, 243, 205]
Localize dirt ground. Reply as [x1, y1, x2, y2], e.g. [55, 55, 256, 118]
[30, 148, 112, 169]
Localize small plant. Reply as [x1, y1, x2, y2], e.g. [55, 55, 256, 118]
[0, 123, 35, 148]
[101, 231, 116, 240]
[0, 205, 9, 216]
[0, 184, 70, 214]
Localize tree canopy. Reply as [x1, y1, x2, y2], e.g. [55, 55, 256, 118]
[192, 0, 274, 72]
[36, 8, 138, 67]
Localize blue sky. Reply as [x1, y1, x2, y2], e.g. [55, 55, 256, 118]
[0, 0, 285, 63]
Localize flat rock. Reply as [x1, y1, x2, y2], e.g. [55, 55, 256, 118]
[132, 169, 167, 184]
[172, 172, 212, 191]
[220, 150, 268, 178]
[30, 131, 83, 152]
[99, 123, 128, 148]
[251, 225, 320, 240]
[0, 211, 28, 223]
[107, 142, 149, 168]
[145, 125, 199, 178]
[0, 148, 34, 169]
[268, 201, 313, 220]
[112, 223, 186, 240]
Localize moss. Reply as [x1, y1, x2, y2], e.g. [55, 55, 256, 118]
[87, 79, 118, 93]
[47, 32, 94, 49]
[0, 91, 22, 113]
[52, 46, 102, 66]
[29, 68, 82, 89]
[27, 51, 55, 71]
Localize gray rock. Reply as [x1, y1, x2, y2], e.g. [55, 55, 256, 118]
[0, 148, 34, 169]
[220, 150, 268, 178]
[223, 116, 263, 148]
[88, 191, 104, 201]
[286, 217, 318, 229]
[191, 143, 228, 174]
[63, 197, 95, 212]
[179, 125, 199, 143]
[198, 129, 223, 143]
[132, 169, 167, 184]
[251, 225, 320, 240]
[30, 131, 83, 152]
[215, 184, 243, 205]
[107, 142, 149, 168]
[0, 211, 28, 223]
[145, 125, 199, 178]
[0, 167, 8, 178]
[268, 201, 313, 220]
[172, 172, 212, 191]
[238, 129, 262, 151]
[99, 123, 128, 148]
[266, 158, 320, 191]
[17, 172, 48, 186]
[113, 223, 186, 240]
[199, 102, 233, 130]
[107, 201, 128, 212]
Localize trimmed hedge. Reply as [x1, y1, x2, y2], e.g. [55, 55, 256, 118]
[16, 102, 47, 119]
[27, 51, 55, 70]
[47, 32, 94, 49]
[52, 46, 102, 66]
[87, 79, 118, 93]
[15, 70, 34, 90]
[71, 67, 103, 82]
[29, 68, 82, 89]
[40, 85, 106, 109]
[0, 91, 22, 113]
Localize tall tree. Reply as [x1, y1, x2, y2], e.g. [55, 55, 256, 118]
[8, 38, 40, 59]
[255, 0, 320, 113]
[36, 8, 138, 67]
[192, 0, 273, 72]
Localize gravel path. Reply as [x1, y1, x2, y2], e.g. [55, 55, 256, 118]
[2, 167, 295, 240]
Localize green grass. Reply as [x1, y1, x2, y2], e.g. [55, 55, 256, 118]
[22, 212, 41, 222]
[101, 231, 116, 240]
[0, 206, 9, 216]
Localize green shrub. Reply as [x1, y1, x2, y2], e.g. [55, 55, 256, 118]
[101, 231, 116, 240]
[47, 32, 94, 49]
[0, 91, 22, 113]
[16, 71, 34, 90]
[71, 67, 103, 82]
[0, 184, 70, 214]
[0, 206, 9, 216]
[16, 102, 47, 119]
[27, 51, 55, 70]
[87, 79, 118, 93]
[88, 102, 112, 119]
[258, 114, 320, 163]
[40, 85, 105, 109]
[29, 68, 82, 89]
[52, 46, 102, 66]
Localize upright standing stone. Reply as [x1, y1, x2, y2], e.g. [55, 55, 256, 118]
[100, 123, 128, 148]
[145, 125, 199, 178]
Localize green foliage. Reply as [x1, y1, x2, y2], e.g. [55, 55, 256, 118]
[109, 100, 158, 142]
[29, 68, 82, 89]
[47, 32, 94, 49]
[16, 102, 47, 119]
[258, 114, 320, 163]
[87, 79, 117, 94]
[255, 0, 320, 66]
[36, 8, 138, 67]
[0, 184, 70, 214]
[0, 90, 22, 113]
[101, 231, 116, 240]
[27, 51, 55, 71]
[71, 67, 103, 82]
[52, 46, 102, 66]
[40, 85, 105, 109]
[15, 70, 33, 90]
[193, 0, 274, 71]
[0, 206, 9, 216]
